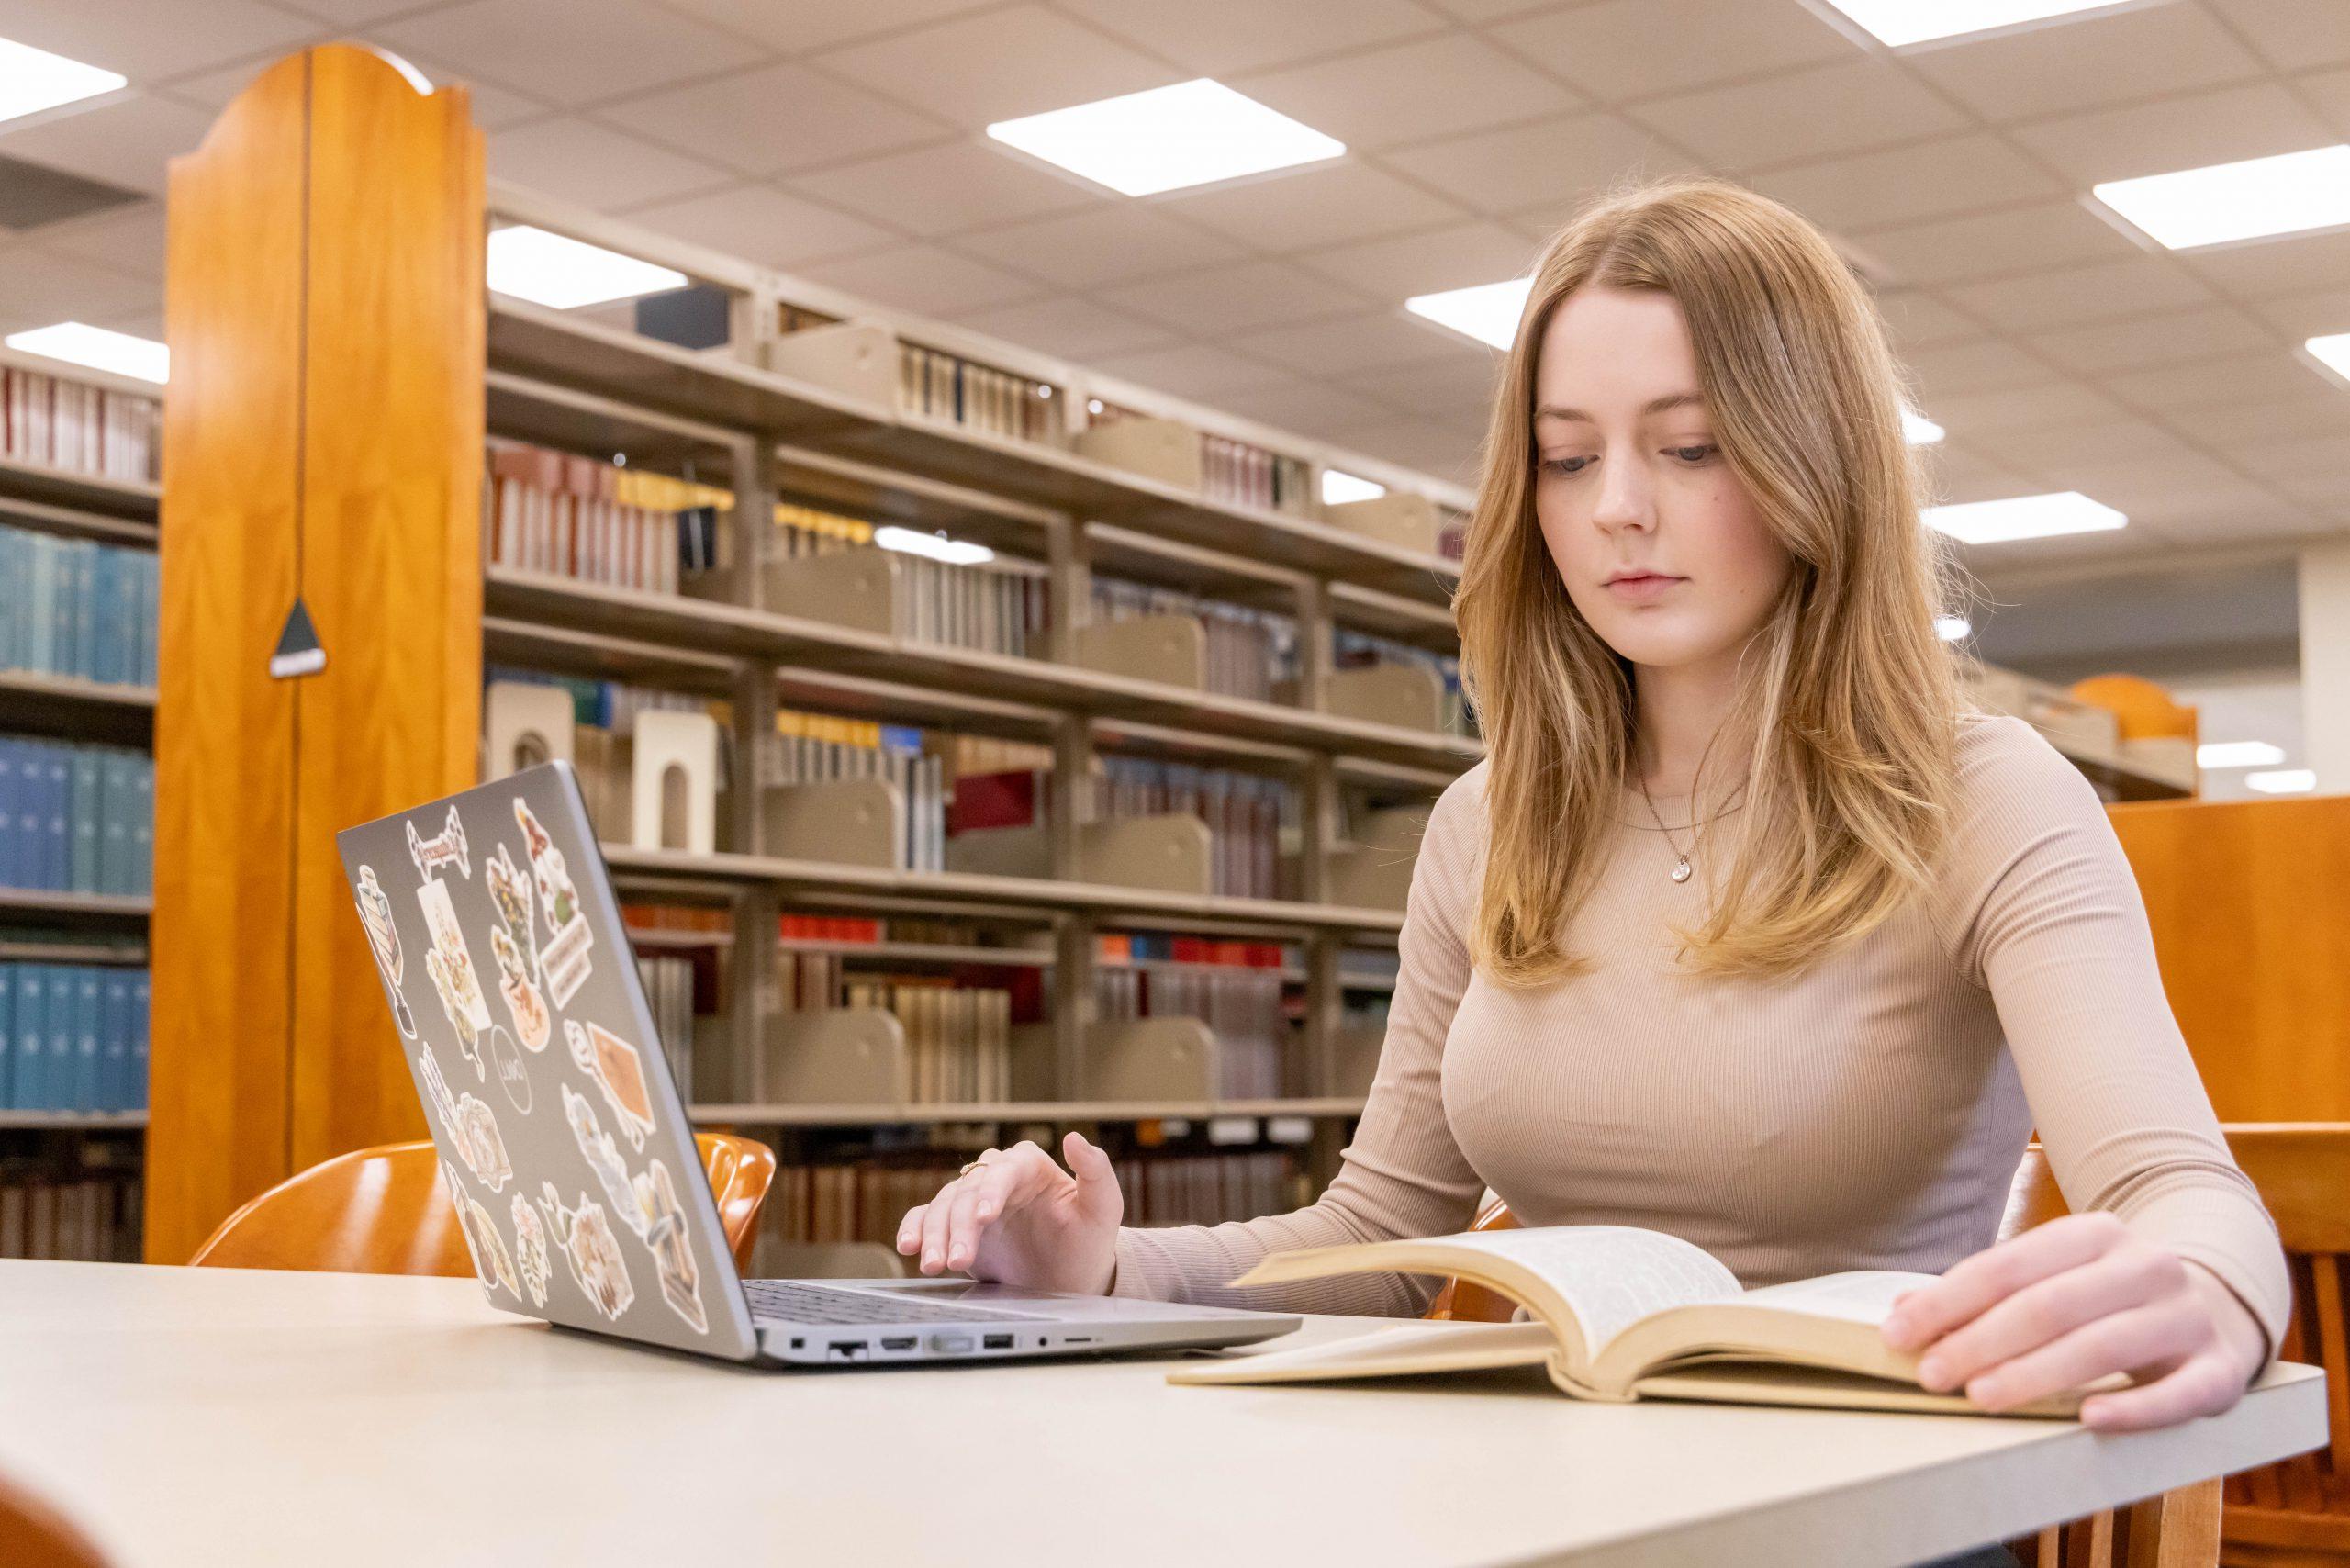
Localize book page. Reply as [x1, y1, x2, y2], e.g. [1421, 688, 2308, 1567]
[1734, 1270, 1942, 1326]
[1165, 1321, 1558, 1387]
[1435, 1226, 1742, 1353]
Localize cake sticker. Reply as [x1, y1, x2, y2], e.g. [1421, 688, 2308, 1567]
[408, 803, 471, 882]
[419, 878, 494, 1077]
[537, 1182, 634, 1321]
[565, 1018, 655, 1151]
[487, 1024, 532, 1114]
[490, 925, 551, 1052]
[515, 799, 593, 1007]
[352, 865, 417, 1038]
[511, 1193, 551, 1308]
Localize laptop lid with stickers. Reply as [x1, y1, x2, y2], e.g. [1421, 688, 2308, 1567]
[335, 761, 761, 1362]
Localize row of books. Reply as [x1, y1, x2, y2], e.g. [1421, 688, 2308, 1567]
[1094, 756, 1291, 902]
[769, 501, 1051, 658]
[1095, 962, 1288, 1101]
[1090, 573, 1296, 704]
[898, 342, 1058, 443]
[0, 964, 150, 1112]
[2, 366, 159, 484]
[0, 1165, 140, 1262]
[1335, 629, 1472, 737]
[1199, 431, 1314, 518]
[0, 739, 153, 897]
[0, 524, 160, 689]
[765, 722, 945, 874]
[763, 1148, 1307, 1250]
[488, 443, 683, 594]
[635, 953, 698, 1104]
[843, 979, 1013, 1104]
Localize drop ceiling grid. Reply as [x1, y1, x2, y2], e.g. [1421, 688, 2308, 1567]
[0, 0, 2337, 549]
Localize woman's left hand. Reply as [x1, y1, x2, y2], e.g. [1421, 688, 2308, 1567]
[1879, 1211, 2268, 1432]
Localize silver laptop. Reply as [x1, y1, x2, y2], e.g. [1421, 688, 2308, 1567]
[334, 760, 1298, 1367]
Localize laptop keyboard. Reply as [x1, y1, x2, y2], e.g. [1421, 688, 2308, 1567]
[743, 1279, 1046, 1327]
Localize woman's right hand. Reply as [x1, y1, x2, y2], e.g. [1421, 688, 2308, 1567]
[894, 1130, 1125, 1295]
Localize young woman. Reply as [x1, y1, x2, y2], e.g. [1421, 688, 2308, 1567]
[893, 177, 2286, 1446]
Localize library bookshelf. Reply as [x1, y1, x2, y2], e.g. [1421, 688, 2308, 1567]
[0, 344, 161, 1265]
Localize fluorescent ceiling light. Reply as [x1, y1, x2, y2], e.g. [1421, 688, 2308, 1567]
[0, 35, 125, 126]
[1818, 0, 2141, 48]
[1923, 491, 2126, 545]
[1903, 409, 1944, 444]
[987, 79, 1343, 198]
[486, 226, 686, 309]
[2092, 144, 2350, 251]
[1407, 277, 1533, 351]
[2245, 768, 2316, 795]
[2306, 332, 2350, 385]
[875, 525, 992, 566]
[6, 321, 168, 384]
[2197, 740, 2286, 768]
[1321, 469, 1384, 506]
[1933, 615, 1971, 641]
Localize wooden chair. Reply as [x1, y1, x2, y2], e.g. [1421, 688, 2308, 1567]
[2212, 1125, 2350, 1567]
[1424, 1152, 2221, 1567]
[0, 1470, 112, 1568]
[189, 1134, 775, 1274]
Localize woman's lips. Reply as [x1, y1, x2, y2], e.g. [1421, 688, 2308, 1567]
[1605, 572, 1684, 603]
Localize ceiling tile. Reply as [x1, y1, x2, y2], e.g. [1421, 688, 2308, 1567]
[29, 201, 169, 281]
[795, 242, 1045, 316]
[0, 245, 158, 336]
[1921, 380, 2129, 434]
[487, 117, 731, 209]
[2300, 66, 2350, 140]
[1875, 290, 1987, 352]
[2177, 226, 2350, 299]
[1854, 199, 2144, 286]
[2049, 451, 2281, 524]
[279, 0, 448, 20]
[2011, 81, 2336, 185]
[1987, 413, 2195, 472]
[1049, 0, 1449, 75]
[0, 0, 319, 81]
[1233, 33, 1582, 151]
[1239, 310, 1480, 375]
[1211, 375, 1400, 438]
[1750, 134, 2064, 234]
[1318, 414, 1483, 483]
[1337, 352, 1504, 415]
[946, 296, 1180, 360]
[952, 205, 1245, 290]
[809, 5, 1180, 128]
[1901, 2, 2265, 123]
[620, 182, 898, 266]
[599, 62, 951, 177]
[1943, 253, 2218, 331]
[1625, 58, 1968, 174]
[2183, 387, 2350, 444]
[2220, 431, 2350, 482]
[2244, 286, 2350, 338]
[643, 0, 1001, 54]
[787, 141, 1102, 238]
[374, 0, 766, 107]
[2106, 350, 2324, 410]
[2030, 302, 2278, 375]
[1150, 159, 1470, 252]
[1906, 337, 2062, 398]
[1096, 258, 1372, 335]
[1380, 111, 1696, 227]
[1088, 341, 1295, 400]
[1296, 219, 1542, 298]
[165, 49, 550, 129]
[0, 93, 216, 198]
[1491, 0, 1854, 104]
[2204, 0, 2350, 72]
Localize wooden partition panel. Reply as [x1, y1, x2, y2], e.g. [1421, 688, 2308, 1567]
[2108, 793, 2350, 1122]
[151, 46, 484, 1260]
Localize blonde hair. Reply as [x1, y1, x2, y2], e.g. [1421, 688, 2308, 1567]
[1452, 174, 1962, 986]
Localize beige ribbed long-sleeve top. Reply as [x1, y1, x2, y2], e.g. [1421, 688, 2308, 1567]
[1108, 712, 2290, 1365]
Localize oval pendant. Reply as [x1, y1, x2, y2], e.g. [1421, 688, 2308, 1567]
[1670, 857, 1693, 884]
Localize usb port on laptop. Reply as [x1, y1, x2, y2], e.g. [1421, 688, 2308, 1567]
[983, 1334, 1013, 1350]
[880, 1337, 916, 1351]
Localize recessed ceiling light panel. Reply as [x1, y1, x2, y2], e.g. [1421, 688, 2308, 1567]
[487, 226, 687, 309]
[0, 35, 125, 127]
[987, 79, 1343, 198]
[2092, 144, 2350, 251]
[1922, 491, 2127, 544]
[1405, 277, 1533, 351]
[5, 320, 168, 384]
[1818, 0, 2144, 48]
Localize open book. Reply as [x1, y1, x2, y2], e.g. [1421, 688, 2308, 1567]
[1166, 1225, 2128, 1417]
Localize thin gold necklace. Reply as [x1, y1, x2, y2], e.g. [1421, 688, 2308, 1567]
[1632, 729, 1736, 885]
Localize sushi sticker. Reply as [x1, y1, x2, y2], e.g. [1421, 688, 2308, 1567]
[419, 878, 493, 1078]
[490, 925, 550, 1053]
[565, 1018, 656, 1152]
[514, 799, 593, 1008]
[536, 1182, 634, 1321]
[352, 866, 416, 1038]
[511, 1193, 551, 1308]
[408, 804, 471, 882]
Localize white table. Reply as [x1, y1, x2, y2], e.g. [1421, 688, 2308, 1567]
[0, 1260, 2324, 1568]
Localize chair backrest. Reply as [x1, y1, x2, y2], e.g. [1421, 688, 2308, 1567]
[2213, 1124, 2350, 1562]
[190, 1133, 775, 1274]
[0, 1471, 111, 1568]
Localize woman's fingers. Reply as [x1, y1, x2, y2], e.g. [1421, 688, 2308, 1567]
[1884, 1212, 2130, 1351]
[2078, 1350, 2247, 1432]
[895, 1202, 927, 1257]
[1912, 1242, 2187, 1393]
[1956, 1298, 2197, 1412]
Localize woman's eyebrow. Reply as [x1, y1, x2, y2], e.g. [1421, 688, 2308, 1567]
[1534, 391, 1707, 423]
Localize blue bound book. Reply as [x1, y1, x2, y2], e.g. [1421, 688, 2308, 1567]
[44, 962, 73, 1113]
[73, 966, 99, 1113]
[26, 533, 55, 676]
[0, 738, 20, 890]
[100, 970, 129, 1111]
[96, 749, 129, 897]
[0, 527, 22, 670]
[137, 552, 159, 686]
[129, 755, 153, 897]
[88, 547, 122, 687]
[0, 965, 15, 1110]
[40, 742, 70, 891]
[65, 539, 96, 681]
[69, 747, 101, 893]
[129, 970, 149, 1112]
[15, 965, 46, 1112]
